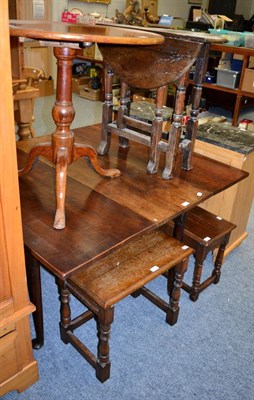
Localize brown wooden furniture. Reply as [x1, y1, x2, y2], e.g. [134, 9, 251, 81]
[194, 137, 254, 255]
[9, 0, 53, 78]
[63, 230, 193, 382]
[0, 1, 38, 396]
[17, 124, 248, 356]
[166, 207, 236, 301]
[199, 43, 254, 127]
[13, 81, 39, 140]
[10, 21, 164, 230]
[9, 0, 52, 140]
[10, 38, 40, 140]
[98, 26, 224, 179]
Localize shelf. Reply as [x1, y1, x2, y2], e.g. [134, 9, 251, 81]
[195, 43, 254, 126]
[190, 80, 254, 98]
[210, 43, 254, 56]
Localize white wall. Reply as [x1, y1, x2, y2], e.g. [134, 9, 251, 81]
[64, 1, 207, 21]
[65, 0, 126, 19]
[158, 0, 206, 20]
[235, 0, 254, 19]
[55, 1, 253, 22]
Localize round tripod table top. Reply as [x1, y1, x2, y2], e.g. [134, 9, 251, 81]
[9, 20, 165, 46]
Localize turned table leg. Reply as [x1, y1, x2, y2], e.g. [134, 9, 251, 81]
[182, 43, 210, 171]
[14, 98, 35, 140]
[25, 250, 44, 349]
[98, 66, 114, 155]
[163, 72, 189, 179]
[18, 46, 120, 230]
[166, 257, 189, 326]
[96, 308, 114, 383]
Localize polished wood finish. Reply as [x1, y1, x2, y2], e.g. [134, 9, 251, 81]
[10, 21, 163, 229]
[0, 1, 38, 396]
[98, 26, 223, 179]
[166, 207, 236, 301]
[17, 124, 248, 350]
[9, 21, 164, 46]
[98, 36, 201, 179]
[64, 230, 193, 382]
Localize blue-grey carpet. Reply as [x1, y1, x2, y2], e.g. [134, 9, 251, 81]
[3, 204, 254, 400]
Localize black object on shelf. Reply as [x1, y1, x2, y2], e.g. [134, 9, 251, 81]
[186, 21, 212, 31]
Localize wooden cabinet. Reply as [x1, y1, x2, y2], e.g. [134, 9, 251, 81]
[0, 1, 39, 396]
[125, 0, 158, 16]
[22, 40, 53, 78]
[194, 140, 254, 256]
[9, 0, 53, 77]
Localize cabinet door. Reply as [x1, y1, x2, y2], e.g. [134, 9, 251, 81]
[0, 0, 38, 394]
[9, 0, 53, 77]
[9, 0, 51, 20]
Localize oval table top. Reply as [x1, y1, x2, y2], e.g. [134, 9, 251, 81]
[94, 22, 227, 44]
[9, 20, 164, 46]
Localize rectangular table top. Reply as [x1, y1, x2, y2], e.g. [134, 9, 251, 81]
[17, 124, 248, 279]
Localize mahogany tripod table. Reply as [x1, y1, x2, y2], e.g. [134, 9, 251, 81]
[10, 21, 164, 229]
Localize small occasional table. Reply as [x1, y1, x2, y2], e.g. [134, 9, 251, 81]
[10, 21, 164, 229]
[96, 24, 225, 178]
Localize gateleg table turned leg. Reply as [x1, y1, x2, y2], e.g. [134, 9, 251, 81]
[212, 234, 231, 284]
[96, 308, 114, 383]
[25, 250, 44, 349]
[98, 67, 114, 155]
[18, 46, 120, 230]
[147, 85, 167, 175]
[166, 257, 189, 326]
[182, 43, 210, 171]
[163, 71, 189, 179]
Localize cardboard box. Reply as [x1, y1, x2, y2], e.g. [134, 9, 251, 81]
[33, 78, 54, 97]
[79, 85, 101, 101]
[239, 119, 253, 130]
[241, 68, 254, 94]
[72, 76, 91, 94]
[133, 94, 155, 104]
[249, 57, 254, 69]
[82, 44, 103, 60]
[247, 122, 254, 132]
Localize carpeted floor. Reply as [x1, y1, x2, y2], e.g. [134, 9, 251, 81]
[23, 93, 254, 137]
[4, 206, 254, 400]
[5, 94, 254, 400]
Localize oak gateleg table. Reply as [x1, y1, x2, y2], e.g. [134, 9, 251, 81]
[10, 21, 164, 229]
[96, 24, 225, 178]
[16, 124, 248, 350]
